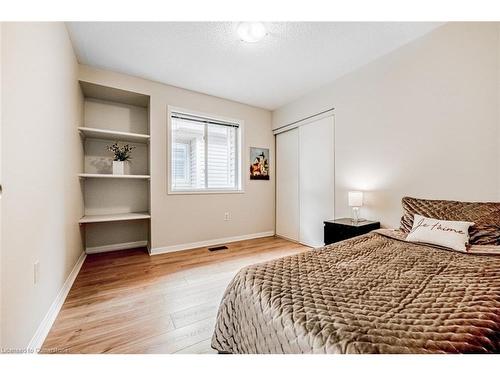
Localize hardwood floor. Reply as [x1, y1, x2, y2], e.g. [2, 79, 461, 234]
[41, 236, 310, 354]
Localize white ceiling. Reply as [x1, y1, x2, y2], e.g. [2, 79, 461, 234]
[67, 22, 441, 110]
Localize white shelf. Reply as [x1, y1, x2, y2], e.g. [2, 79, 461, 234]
[79, 212, 151, 224]
[79, 173, 150, 179]
[80, 81, 150, 107]
[78, 127, 150, 143]
[78, 82, 151, 251]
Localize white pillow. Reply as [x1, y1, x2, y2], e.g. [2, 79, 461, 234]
[406, 214, 474, 252]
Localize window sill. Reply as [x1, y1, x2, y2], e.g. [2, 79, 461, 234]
[168, 189, 245, 195]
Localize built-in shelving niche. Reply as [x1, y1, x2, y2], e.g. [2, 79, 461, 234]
[78, 81, 151, 254]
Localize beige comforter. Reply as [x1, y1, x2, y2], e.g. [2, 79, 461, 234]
[211, 231, 500, 353]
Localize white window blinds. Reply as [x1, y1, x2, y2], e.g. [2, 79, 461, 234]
[170, 112, 240, 192]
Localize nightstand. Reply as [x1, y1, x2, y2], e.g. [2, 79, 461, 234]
[324, 218, 380, 245]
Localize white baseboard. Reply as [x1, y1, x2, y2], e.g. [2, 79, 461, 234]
[149, 231, 275, 255]
[275, 233, 301, 244]
[274, 234, 319, 248]
[85, 240, 148, 254]
[27, 251, 86, 352]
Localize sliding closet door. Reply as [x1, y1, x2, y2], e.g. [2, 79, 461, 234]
[276, 128, 299, 242]
[299, 116, 334, 247]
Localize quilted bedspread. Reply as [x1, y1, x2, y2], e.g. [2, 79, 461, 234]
[211, 232, 500, 353]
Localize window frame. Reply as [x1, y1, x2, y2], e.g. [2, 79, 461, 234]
[167, 106, 244, 195]
[172, 141, 191, 187]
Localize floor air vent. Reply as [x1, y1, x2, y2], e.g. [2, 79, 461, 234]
[209, 245, 228, 252]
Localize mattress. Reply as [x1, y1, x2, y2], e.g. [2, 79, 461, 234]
[211, 231, 500, 353]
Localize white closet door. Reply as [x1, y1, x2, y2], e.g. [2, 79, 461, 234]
[276, 128, 299, 241]
[299, 116, 334, 247]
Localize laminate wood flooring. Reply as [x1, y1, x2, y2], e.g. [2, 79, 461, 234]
[41, 236, 310, 354]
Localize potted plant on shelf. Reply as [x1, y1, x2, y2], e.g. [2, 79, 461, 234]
[106, 143, 136, 175]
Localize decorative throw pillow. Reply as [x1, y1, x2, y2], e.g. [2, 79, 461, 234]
[406, 214, 474, 252]
[400, 196, 500, 245]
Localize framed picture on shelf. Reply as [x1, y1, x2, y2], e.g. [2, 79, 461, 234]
[249, 147, 270, 180]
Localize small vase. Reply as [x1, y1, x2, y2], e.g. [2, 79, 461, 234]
[112, 161, 125, 175]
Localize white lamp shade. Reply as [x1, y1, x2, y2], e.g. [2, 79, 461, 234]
[237, 22, 267, 43]
[348, 191, 363, 207]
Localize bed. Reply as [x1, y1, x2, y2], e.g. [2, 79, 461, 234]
[211, 197, 500, 354]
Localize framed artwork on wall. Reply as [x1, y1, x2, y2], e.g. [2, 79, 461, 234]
[249, 147, 270, 180]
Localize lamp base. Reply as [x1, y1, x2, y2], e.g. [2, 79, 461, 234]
[350, 206, 366, 224]
[351, 218, 367, 224]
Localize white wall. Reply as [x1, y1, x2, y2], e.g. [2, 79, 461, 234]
[498, 24, 500, 200]
[273, 22, 500, 227]
[1, 23, 84, 349]
[79, 65, 274, 252]
[0, 22, 3, 349]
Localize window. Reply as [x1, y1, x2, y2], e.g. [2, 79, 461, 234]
[169, 110, 242, 193]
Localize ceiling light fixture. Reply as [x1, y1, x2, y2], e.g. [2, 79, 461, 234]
[237, 22, 267, 43]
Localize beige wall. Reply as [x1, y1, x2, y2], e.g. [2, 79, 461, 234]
[1, 23, 84, 348]
[79, 65, 274, 252]
[273, 22, 500, 227]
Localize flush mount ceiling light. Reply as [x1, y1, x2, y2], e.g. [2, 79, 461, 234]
[237, 22, 267, 43]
